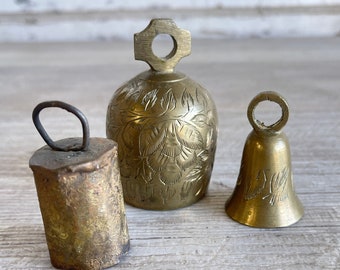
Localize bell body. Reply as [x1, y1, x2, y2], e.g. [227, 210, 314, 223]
[107, 70, 218, 210]
[30, 138, 130, 270]
[226, 131, 303, 227]
[107, 19, 217, 210]
[225, 91, 303, 228]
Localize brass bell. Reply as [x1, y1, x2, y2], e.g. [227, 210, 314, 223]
[225, 91, 303, 228]
[106, 19, 218, 210]
[29, 101, 129, 270]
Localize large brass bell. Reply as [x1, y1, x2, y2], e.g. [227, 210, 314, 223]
[225, 91, 303, 228]
[106, 19, 218, 210]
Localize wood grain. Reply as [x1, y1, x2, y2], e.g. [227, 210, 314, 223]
[0, 38, 339, 269]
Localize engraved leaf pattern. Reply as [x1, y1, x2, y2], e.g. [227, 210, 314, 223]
[139, 126, 165, 156]
[195, 88, 208, 110]
[147, 150, 168, 171]
[176, 146, 196, 170]
[176, 120, 204, 150]
[160, 89, 176, 112]
[130, 90, 143, 103]
[113, 86, 130, 104]
[206, 126, 216, 149]
[115, 81, 144, 105]
[160, 160, 181, 185]
[191, 114, 208, 128]
[263, 167, 289, 205]
[197, 149, 209, 162]
[245, 169, 267, 200]
[140, 162, 153, 184]
[180, 180, 204, 200]
[161, 128, 182, 157]
[185, 165, 203, 182]
[142, 89, 158, 110]
[180, 180, 205, 200]
[181, 89, 194, 111]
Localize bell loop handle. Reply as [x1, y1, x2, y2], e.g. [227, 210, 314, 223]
[134, 18, 191, 73]
[247, 91, 289, 134]
[32, 101, 90, 151]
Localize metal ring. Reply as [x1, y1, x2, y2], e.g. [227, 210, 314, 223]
[32, 101, 90, 151]
[152, 34, 178, 61]
[134, 19, 191, 72]
[247, 91, 289, 134]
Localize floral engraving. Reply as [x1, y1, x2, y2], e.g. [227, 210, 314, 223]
[107, 77, 217, 207]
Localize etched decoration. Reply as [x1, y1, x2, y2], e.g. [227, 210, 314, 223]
[245, 167, 289, 205]
[107, 76, 217, 210]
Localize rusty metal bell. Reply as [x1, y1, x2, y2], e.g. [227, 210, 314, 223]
[29, 101, 129, 270]
[225, 91, 303, 228]
[106, 19, 218, 210]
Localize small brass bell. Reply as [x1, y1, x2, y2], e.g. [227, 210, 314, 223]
[29, 101, 129, 270]
[225, 91, 303, 228]
[106, 19, 218, 210]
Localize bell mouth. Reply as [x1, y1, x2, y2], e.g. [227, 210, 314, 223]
[225, 190, 304, 228]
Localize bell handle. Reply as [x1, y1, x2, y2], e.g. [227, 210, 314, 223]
[134, 18, 191, 73]
[32, 101, 90, 151]
[247, 91, 289, 134]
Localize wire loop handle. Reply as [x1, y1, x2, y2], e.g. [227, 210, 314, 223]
[32, 101, 90, 151]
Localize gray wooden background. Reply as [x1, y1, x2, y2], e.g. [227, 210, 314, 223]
[1, 0, 340, 42]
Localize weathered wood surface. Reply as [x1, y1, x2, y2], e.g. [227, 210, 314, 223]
[0, 38, 339, 269]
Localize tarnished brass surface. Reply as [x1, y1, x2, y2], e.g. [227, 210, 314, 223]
[225, 91, 303, 228]
[30, 101, 129, 270]
[106, 19, 218, 210]
[30, 138, 129, 270]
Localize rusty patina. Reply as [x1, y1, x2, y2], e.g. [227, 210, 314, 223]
[30, 101, 129, 270]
